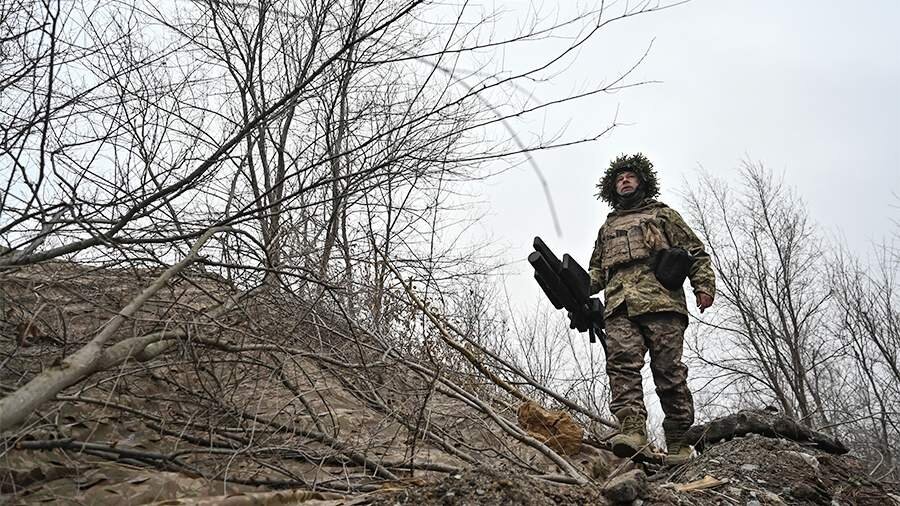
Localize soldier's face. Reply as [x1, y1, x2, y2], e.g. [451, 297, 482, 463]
[615, 171, 640, 195]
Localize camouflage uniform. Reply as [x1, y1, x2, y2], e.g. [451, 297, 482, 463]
[588, 198, 715, 435]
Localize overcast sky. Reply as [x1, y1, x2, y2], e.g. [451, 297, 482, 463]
[471, 0, 900, 307]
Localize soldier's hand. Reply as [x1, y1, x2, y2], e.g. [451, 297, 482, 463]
[695, 292, 713, 313]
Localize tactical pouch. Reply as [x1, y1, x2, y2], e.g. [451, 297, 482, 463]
[653, 247, 694, 290]
[600, 212, 666, 271]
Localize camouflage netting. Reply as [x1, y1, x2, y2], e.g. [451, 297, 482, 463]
[596, 153, 660, 205]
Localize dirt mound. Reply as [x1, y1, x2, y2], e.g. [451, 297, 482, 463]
[359, 435, 900, 506]
[666, 435, 898, 505]
[3, 264, 899, 505]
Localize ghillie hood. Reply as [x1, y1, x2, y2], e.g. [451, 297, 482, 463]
[596, 153, 660, 205]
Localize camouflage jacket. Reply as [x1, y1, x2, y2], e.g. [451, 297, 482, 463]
[588, 200, 716, 318]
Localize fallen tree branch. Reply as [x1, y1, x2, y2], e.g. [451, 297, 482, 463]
[440, 309, 615, 429]
[400, 354, 589, 484]
[232, 408, 400, 481]
[379, 251, 614, 429]
[0, 227, 230, 432]
[325, 318, 588, 479]
[13, 437, 377, 494]
[684, 409, 849, 454]
[143, 489, 345, 506]
[381, 255, 528, 403]
[310, 358, 481, 466]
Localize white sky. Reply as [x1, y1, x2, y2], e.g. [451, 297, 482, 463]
[472, 0, 900, 307]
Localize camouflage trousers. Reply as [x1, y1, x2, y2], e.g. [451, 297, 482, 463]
[604, 308, 694, 434]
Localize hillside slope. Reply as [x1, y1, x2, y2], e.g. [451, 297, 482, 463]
[1, 263, 897, 505]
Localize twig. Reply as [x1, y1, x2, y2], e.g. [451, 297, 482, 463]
[381, 254, 529, 403]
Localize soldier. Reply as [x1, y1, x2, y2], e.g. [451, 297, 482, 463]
[588, 153, 715, 465]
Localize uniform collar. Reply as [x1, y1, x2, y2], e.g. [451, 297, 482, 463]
[608, 199, 665, 216]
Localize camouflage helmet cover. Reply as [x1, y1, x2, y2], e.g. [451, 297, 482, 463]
[596, 153, 660, 204]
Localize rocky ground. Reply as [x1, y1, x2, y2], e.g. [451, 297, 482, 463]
[364, 467, 603, 506]
[361, 435, 899, 506]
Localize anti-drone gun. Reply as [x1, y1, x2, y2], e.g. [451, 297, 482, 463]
[528, 237, 607, 353]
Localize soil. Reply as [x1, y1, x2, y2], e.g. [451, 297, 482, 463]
[665, 435, 899, 505]
[365, 467, 604, 506]
[364, 436, 900, 506]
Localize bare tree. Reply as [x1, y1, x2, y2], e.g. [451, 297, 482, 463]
[682, 162, 900, 479]
[830, 243, 900, 479]
[683, 163, 835, 425]
[1, 0, 685, 496]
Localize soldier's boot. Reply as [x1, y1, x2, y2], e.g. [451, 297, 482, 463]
[664, 428, 693, 465]
[610, 409, 649, 459]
